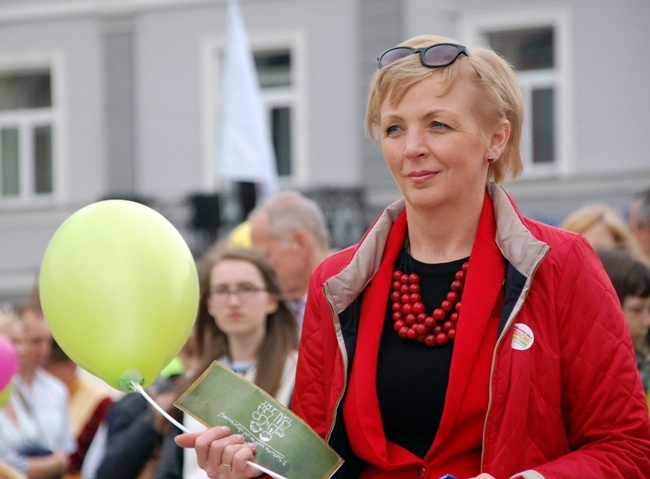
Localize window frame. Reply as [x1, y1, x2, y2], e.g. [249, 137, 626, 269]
[200, 31, 306, 190]
[0, 49, 63, 207]
[460, 6, 575, 179]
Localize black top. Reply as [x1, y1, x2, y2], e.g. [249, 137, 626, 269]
[376, 249, 468, 459]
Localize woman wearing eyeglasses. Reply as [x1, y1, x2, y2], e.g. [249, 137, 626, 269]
[196, 246, 299, 403]
[156, 246, 298, 479]
[176, 34, 650, 478]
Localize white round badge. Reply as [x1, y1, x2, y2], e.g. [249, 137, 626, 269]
[511, 323, 534, 351]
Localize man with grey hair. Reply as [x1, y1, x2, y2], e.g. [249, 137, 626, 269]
[248, 191, 330, 332]
[629, 188, 650, 261]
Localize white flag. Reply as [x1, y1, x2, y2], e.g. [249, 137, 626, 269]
[217, 0, 278, 197]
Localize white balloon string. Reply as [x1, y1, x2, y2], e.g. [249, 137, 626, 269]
[131, 381, 289, 479]
[131, 381, 191, 433]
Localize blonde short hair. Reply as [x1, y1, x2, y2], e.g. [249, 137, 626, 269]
[561, 203, 644, 258]
[366, 34, 524, 184]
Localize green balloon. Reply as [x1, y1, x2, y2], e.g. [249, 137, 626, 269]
[40, 200, 199, 392]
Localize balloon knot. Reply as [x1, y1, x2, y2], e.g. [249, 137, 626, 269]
[118, 368, 145, 392]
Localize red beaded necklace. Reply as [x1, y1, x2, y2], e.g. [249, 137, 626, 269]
[390, 257, 469, 347]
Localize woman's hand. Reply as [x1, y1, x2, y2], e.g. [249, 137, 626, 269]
[468, 475, 496, 479]
[175, 426, 260, 478]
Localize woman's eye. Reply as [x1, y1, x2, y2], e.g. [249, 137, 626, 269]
[384, 125, 401, 136]
[430, 121, 449, 130]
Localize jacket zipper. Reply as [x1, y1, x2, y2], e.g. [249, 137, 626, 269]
[480, 249, 549, 471]
[323, 284, 349, 442]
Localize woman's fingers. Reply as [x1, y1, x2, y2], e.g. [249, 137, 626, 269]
[228, 442, 257, 469]
[174, 429, 205, 448]
[175, 426, 260, 478]
[204, 442, 259, 478]
[221, 441, 249, 468]
[175, 426, 234, 460]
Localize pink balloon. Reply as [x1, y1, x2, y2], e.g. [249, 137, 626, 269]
[0, 334, 18, 391]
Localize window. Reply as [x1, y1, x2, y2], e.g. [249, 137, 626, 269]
[0, 69, 55, 200]
[461, 7, 573, 177]
[485, 28, 557, 168]
[255, 50, 293, 177]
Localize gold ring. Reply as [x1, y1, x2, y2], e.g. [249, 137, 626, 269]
[222, 463, 231, 468]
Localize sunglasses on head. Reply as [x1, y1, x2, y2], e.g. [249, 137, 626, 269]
[377, 43, 469, 70]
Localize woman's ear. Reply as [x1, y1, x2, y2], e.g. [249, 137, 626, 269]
[489, 119, 510, 159]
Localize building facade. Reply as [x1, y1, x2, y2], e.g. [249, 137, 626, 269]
[1, 0, 649, 301]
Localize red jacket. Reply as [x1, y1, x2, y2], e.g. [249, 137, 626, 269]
[291, 183, 650, 479]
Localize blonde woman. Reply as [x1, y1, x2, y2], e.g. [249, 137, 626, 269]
[178, 34, 650, 479]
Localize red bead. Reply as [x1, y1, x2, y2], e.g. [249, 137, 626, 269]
[392, 311, 403, 322]
[401, 293, 411, 304]
[424, 316, 435, 328]
[455, 270, 466, 281]
[393, 270, 404, 280]
[393, 320, 405, 332]
[416, 313, 427, 323]
[410, 292, 421, 303]
[411, 302, 425, 314]
[401, 303, 412, 314]
[424, 335, 436, 347]
[451, 280, 463, 292]
[408, 283, 420, 293]
[391, 291, 402, 302]
[405, 313, 416, 326]
[398, 326, 409, 338]
[447, 329, 456, 339]
[408, 273, 420, 284]
[455, 301, 461, 312]
[416, 323, 428, 335]
[446, 291, 458, 302]
[391, 302, 402, 312]
[406, 328, 418, 340]
[441, 300, 453, 312]
[436, 333, 449, 346]
[400, 284, 410, 294]
[416, 335, 425, 343]
[433, 308, 446, 320]
[450, 312, 458, 323]
[433, 325, 443, 335]
[443, 321, 453, 332]
[462, 262, 469, 271]
[400, 274, 410, 284]
[392, 281, 401, 291]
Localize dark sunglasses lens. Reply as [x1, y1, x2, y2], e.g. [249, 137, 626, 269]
[379, 47, 413, 68]
[422, 44, 462, 67]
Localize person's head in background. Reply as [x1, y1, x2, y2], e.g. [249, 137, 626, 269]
[561, 203, 644, 258]
[248, 191, 330, 301]
[194, 246, 298, 397]
[629, 188, 650, 260]
[596, 248, 650, 356]
[13, 303, 52, 381]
